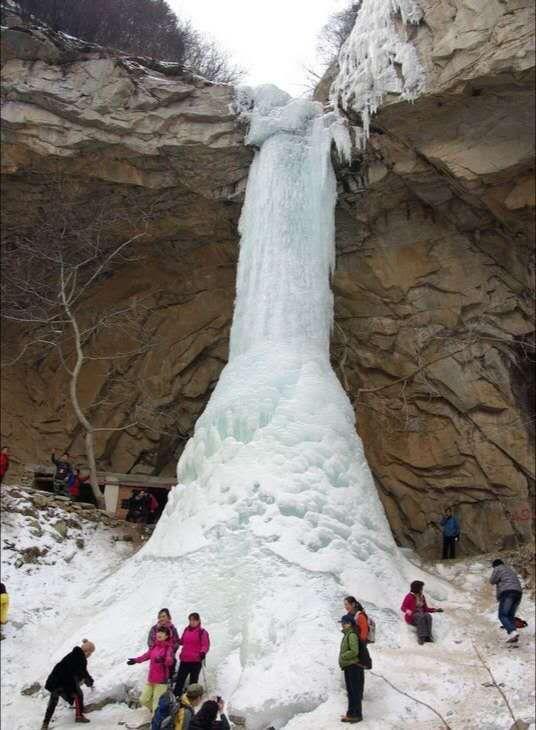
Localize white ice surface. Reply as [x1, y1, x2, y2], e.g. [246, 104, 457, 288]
[331, 0, 425, 143]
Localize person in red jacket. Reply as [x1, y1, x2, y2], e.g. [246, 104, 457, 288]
[0, 446, 10, 485]
[174, 613, 210, 697]
[67, 468, 90, 500]
[401, 580, 444, 644]
[344, 596, 369, 642]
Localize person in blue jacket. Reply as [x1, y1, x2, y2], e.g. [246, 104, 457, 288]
[440, 507, 460, 559]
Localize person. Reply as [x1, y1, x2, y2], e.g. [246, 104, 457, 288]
[51, 450, 72, 496]
[174, 613, 210, 698]
[148, 608, 180, 653]
[190, 699, 231, 730]
[440, 507, 460, 559]
[343, 596, 369, 642]
[490, 559, 523, 643]
[127, 625, 174, 714]
[168, 682, 205, 730]
[147, 491, 159, 523]
[67, 467, 90, 501]
[400, 580, 444, 644]
[41, 639, 95, 728]
[126, 490, 150, 524]
[338, 614, 366, 724]
[0, 446, 10, 485]
[0, 583, 9, 625]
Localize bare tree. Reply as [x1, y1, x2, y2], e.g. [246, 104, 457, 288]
[0, 177, 154, 508]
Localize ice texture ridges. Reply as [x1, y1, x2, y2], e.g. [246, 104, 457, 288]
[331, 0, 425, 144]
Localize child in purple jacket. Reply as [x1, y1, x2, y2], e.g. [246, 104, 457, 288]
[127, 626, 174, 713]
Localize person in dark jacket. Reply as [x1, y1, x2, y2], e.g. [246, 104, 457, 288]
[190, 699, 231, 730]
[42, 640, 95, 728]
[490, 559, 523, 643]
[338, 614, 366, 724]
[440, 507, 460, 559]
[51, 450, 72, 496]
[126, 490, 150, 523]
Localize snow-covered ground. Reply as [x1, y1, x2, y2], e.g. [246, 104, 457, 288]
[1, 486, 534, 729]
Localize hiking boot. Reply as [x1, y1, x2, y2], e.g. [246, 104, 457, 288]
[75, 716, 90, 724]
[41, 724, 50, 730]
[506, 631, 519, 643]
[417, 637, 424, 645]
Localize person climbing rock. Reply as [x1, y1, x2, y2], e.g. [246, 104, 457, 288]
[42, 639, 95, 728]
[127, 625, 174, 714]
[343, 596, 369, 642]
[189, 698, 230, 730]
[338, 614, 366, 724]
[490, 559, 523, 643]
[51, 450, 72, 496]
[440, 507, 460, 559]
[0, 446, 10, 485]
[174, 613, 210, 698]
[400, 581, 443, 644]
[0, 583, 9, 626]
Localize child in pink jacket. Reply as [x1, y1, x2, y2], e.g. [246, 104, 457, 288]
[173, 612, 210, 697]
[127, 625, 174, 713]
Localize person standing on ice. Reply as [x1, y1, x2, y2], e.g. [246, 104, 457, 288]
[127, 625, 175, 714]
[174, 613, 210, 697]
[440, 507, 460, 559]
[41, 639, 95, 728]
[400, 581, 443, 644]
[338, 614, 367, 724]
[343, 596, 369, 642]
[148, 608, 181, 653]
[490, 559, 523, 644]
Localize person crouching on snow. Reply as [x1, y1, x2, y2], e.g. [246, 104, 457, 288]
[400, 580, 443, 644]
[173, 613, 210, 697]
[42, 639, 95, 728]
[127, 625, 174, 715]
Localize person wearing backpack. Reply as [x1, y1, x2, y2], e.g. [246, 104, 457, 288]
[151, 682, 204, 730]
[338, 614, 370, 724]
[174, 613, 210, 697]
[127, 625, 174, 714]
[343, 597, 374, 643]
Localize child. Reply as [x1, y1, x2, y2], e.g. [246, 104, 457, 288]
[174, 613, 210, 697]
[127, 626, 174, 714]
[339, 614, 365, 724]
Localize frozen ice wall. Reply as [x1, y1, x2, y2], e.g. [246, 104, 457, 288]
[56, 86, 422, 730]
[331, 0, 425, 144]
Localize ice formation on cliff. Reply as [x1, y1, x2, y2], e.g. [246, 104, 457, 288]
[331, 0, 425, 143]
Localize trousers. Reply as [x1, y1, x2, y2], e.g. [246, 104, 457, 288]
[44, 685, 84, 723]
[344, 664, 364, 719]
[173, 661, 201, 697]
[498, 590, 522, 634]
[442, 535, 456, 559]
[412, 610, 433, 641]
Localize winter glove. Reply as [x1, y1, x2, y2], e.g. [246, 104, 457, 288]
[200, 652, 206, 661]
[155, 656, 164, 663]
[435, 608, 444, 613]
[127, 659, 136, 665]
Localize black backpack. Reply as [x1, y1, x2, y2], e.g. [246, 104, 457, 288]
[359, 638, 372, 670]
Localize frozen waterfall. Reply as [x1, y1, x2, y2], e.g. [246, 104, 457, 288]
[59, 86, 418, 730]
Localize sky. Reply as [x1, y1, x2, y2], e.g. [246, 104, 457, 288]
[170, 0, 349, 96]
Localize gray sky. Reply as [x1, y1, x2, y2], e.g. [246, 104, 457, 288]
[170, 0, 348, 96]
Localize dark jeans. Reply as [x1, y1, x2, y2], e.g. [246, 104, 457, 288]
[442, 536, 456, 559]
[498, 590, 522, 634]
[44, 685, 84, 723]
[412, 610, 433, 641]
[344, 664, 364, 719]
[174, 661, 201, 697]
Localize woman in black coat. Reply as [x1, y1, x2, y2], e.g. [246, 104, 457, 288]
[190, 699, 231, 730]
[42, 640, 95, 728]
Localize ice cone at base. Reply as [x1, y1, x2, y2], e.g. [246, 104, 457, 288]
[62, 86, 414, 729]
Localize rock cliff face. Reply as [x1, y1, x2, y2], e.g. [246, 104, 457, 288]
[1, 1, 534, 555]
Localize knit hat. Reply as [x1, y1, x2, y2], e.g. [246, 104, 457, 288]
[492, 559, 503, 567]
[340, 614, 356, 625]
[185, 683, 204, 699]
